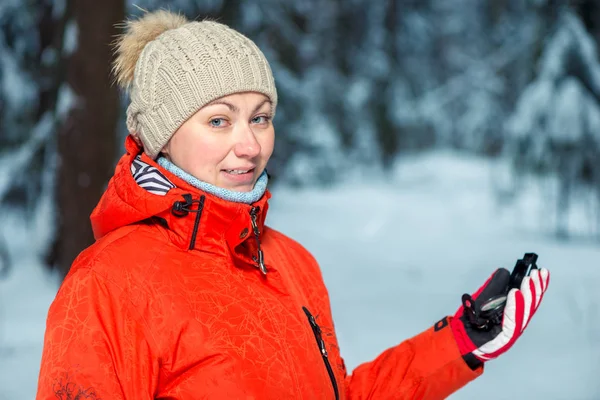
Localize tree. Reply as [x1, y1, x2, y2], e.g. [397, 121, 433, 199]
[505, 7, 600, 239]
[48, 0, 125, 275]
[0, 0, 66, 278]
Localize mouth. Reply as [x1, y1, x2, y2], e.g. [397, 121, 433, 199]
[221, 168, 256, 184]
[224, 168, 254, 175]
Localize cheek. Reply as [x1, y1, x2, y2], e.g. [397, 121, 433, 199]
[260, 130, 275, 158]
[185, 141, 225, 173]
[170, 129, 223, 171]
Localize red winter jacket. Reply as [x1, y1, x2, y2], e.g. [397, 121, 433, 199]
[37, 136, 482, 399]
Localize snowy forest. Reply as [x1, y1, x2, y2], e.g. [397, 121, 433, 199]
[1, 0, 600, 398]
[1, 0, 600, 275]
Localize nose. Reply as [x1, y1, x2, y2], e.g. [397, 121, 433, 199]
[233, 125, 261, 159]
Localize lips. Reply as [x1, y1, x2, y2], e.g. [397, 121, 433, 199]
[221, 167, 256, 185]
[225, 169, 253, 174]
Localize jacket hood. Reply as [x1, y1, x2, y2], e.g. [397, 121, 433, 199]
[90, 136, 271, 266]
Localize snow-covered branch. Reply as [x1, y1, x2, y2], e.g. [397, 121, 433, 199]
[0, 113, 55, 203]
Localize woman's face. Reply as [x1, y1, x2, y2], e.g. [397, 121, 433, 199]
[162, 92, 275, 192]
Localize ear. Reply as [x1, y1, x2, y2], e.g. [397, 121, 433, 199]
[160, 140, 171, 159]
[128, 132, 143, 147]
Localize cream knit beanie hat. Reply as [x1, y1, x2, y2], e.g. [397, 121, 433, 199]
[113, 10, 278, 159]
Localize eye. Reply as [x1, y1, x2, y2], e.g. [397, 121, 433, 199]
[251, 115, 271, 124]
[209, 118, 227, 127]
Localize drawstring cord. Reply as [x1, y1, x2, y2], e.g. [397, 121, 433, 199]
[171, 195, 265, 272]
[171, 194, 206, 250]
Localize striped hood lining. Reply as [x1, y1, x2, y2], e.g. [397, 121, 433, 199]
[131, 155, 175, 196]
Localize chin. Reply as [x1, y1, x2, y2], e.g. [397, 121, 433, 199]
[235, 185, 255, 193]
[219, 182, 254, 193]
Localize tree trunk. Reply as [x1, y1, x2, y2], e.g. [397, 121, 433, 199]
[52, 0, 124, 276]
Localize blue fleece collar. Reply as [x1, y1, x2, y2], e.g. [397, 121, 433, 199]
[157, 157, 268, 204]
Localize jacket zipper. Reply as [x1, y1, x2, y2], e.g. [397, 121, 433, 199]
[249, 206, 267, 275]
[302, 306, 339, 400]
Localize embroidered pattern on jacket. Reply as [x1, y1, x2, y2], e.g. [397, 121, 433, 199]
[53, 374, 101, 400]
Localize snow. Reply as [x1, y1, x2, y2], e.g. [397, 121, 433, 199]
[540, 12, 600, 93]
[62, 20, 78, 56]
[0, 211, 61, 400]
[2, 150, 599, 399]
[508, 11, 600, 144]
[0, 113, 54, 202]
[56, 83, 76, 122]
[503, 11, 600, 238]
[273, 151, 600, 399]
[0, 32, 37, 116]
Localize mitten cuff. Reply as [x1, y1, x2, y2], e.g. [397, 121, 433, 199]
[462, 353, 484, 371]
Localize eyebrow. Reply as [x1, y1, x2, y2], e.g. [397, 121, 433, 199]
[252, 100, 272, 115]
[206, 100, 239, 113]
[205, 99, 272, 114]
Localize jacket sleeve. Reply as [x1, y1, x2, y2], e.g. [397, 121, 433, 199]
[36, 267, 159, 400]
[345, 317, 483, 400]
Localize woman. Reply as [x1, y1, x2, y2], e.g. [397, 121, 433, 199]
[36, 10, 549, 400]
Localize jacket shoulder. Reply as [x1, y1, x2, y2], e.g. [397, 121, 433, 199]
[263, 226, 318, 263]
[262, 226, 326, 287]
[69, 222, 169, 285]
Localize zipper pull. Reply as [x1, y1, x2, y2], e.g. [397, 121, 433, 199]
[255, 249, 266, 274]
[319, 338, 328, 357]
[249, 207, 267, 275]
[250, 206, 260, 233]
[307, 313, 328, 357]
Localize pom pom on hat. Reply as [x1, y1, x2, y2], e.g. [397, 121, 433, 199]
[112, 10, 188, 90]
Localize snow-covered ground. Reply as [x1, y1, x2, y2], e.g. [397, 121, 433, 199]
[1, 150, 599, 399]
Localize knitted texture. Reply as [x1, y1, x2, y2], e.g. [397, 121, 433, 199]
[158, 156, 268, 204]
[124, 15, 277, 159]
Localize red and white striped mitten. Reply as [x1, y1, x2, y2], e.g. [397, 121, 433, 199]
[450, 266, 550, 367]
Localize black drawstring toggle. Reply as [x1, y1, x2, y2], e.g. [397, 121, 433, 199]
[170, 194, 206, 250]
[171, 194, 196, 217]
